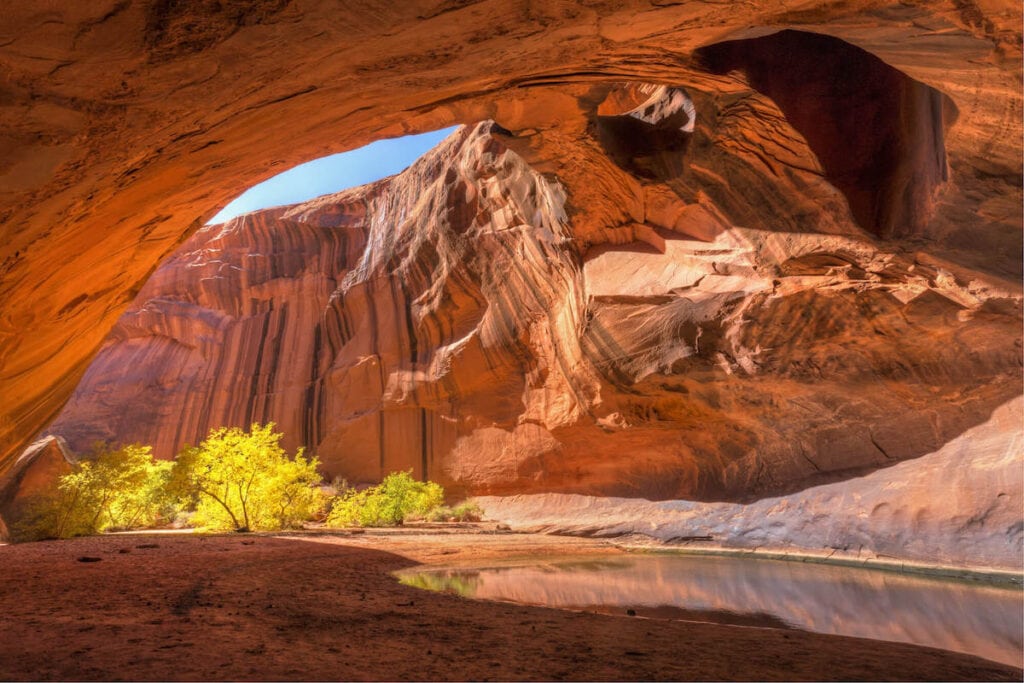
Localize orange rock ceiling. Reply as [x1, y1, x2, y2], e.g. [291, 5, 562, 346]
[0, 1, 1021, 492]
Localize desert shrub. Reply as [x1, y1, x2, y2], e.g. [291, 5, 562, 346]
[169, 423, 323, 532]
[13, 444, 173, 541]
[426, 500, 483, 523]
[326, 470, 444, 527]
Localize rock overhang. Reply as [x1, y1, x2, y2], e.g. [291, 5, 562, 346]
[0, 1, 1020, 489]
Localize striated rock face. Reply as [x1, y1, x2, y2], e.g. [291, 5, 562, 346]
[1, 1, 1022, 567]
[47, 98, 1021, 506]
[1, 0, 1022, 476]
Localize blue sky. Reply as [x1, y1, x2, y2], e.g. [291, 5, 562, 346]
[208, 126, 459, 224]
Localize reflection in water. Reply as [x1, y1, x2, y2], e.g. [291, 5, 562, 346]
[400, 555, 1024, 668]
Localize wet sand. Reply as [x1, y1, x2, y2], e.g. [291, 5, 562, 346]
[0, 530, 1019, 681]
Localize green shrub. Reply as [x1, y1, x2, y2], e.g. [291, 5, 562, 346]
[13, 443, 174, 541]
[169, 423, 323, 532]
[326, 470, 444, 527]
[425, 500, 483, 523]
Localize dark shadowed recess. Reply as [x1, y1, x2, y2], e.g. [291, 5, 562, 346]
[696, 29, 957, 240]
[595, 88, 694, 181]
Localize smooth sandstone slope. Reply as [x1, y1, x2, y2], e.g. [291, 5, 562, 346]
[0, 0, 1022, 480]
[478, 395, 1024, 570]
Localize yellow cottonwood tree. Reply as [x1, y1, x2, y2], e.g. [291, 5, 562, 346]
[170, 423, 323, 532]
[13, 443, 172, 541]
[326, 470, 444, 527]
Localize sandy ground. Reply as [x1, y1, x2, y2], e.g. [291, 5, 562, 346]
[0, 529, 1019, 682]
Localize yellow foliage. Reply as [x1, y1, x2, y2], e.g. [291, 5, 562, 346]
[326, 470, 444, 527]
[12, 443, 173, 541]
[170, 423, 323, 532]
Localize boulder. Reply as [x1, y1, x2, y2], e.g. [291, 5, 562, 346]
[0, 436, 73, 541]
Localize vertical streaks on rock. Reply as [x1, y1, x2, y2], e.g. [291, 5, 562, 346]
[44, 101, 1021, 503]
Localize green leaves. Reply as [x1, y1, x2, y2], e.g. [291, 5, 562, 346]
[326, 470, 444, 527]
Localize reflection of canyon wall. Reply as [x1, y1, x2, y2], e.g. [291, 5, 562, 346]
[411, 554, 1023, 667]
[46, 43, 1021, 506]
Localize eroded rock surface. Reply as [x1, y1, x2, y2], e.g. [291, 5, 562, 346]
[1, 2, 1021, 565]
[476, 395, 1024, 570]
[46, 106, 1021, 505]
[0, 436, 73, 538]
[1, 0, 1022, 476]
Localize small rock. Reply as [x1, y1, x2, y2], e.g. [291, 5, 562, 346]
[77, 556, 102, 563]
[626, 608, 636, 616]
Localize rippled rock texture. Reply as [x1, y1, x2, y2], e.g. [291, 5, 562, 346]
[46, 96, 1021, 507]
[1, 2, 1021, 526]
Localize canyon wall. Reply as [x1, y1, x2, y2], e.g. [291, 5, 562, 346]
[478, 396, 1024, 570]
[0, 435, 73, 539]
[46, 83, 1021, 506]
[0, 1, 1021, 556]
[0, 0, 1021, 479]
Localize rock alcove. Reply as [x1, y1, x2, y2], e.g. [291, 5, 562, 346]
[697, 29, 956, 240]
[0, 4, 1020, 569]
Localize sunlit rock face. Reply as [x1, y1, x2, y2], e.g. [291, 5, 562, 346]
[1, 0, 1022, 477]
[477, 396, 1024, 570]
[2, 1, 1022, 560]
[49, 124, 587, 492]
[46, 64, 1021, 506]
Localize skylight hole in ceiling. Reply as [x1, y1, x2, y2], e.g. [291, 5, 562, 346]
[208, 126, 461, 224]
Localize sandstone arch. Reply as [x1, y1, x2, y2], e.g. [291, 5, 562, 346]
[0, 1, 1020, 497]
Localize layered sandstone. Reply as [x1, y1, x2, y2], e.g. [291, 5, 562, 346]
[46, 94, 1021, 509]
[477, 396, 1024, 570]
[0, 0, 1021, 478]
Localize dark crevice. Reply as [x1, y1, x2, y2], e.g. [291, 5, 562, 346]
[696, 29, 957, 239]
[594, 86, 695, 181]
